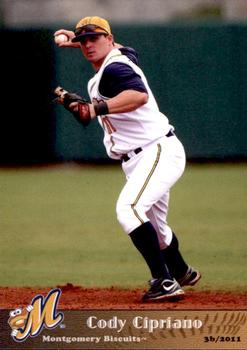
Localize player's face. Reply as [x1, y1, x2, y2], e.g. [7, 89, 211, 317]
[80, 34, 113, 70]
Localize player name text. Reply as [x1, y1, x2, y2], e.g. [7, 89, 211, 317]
[86, 316, 203, 333]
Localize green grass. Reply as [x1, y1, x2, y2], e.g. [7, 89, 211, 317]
[0, 163, 246, 291]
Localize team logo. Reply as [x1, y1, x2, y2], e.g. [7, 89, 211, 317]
[8, 288, 64, 342]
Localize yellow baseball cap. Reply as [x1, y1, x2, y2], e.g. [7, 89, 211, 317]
[72, 16, 111, 42]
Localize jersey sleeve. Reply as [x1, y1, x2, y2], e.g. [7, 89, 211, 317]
[99, 62, 148, 98]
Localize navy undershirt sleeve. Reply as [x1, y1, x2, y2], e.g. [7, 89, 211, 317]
[99, 63, 148, 98]
[119, 47, 139, 65]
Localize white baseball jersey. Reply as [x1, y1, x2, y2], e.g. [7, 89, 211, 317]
[87, 48, 172, 159]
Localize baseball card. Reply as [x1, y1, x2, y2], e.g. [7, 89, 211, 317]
[0, 1, 247, 349]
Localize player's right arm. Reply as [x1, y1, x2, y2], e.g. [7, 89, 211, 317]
[54, 31, 127, 52]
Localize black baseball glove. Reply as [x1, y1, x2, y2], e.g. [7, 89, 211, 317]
[53, 86, 91, 127]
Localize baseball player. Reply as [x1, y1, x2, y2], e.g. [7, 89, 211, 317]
[54, 16, 201, 301]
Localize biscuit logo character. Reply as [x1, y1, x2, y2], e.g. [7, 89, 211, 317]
[8, 305, 33, 337]
[8, 288, 63, 342]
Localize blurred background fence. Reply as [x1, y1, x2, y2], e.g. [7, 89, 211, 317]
[1, 0, 247, 164]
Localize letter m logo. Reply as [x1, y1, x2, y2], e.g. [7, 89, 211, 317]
[14, 288, 64, 342]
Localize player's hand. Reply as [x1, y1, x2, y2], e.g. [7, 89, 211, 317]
[53, 29, 81, 48]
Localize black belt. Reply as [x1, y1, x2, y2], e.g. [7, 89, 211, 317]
[122, 147, 142, 162]
[122, 130, 175, 162]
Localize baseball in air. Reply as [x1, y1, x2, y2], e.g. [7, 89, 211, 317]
[54, 34, 68, 44]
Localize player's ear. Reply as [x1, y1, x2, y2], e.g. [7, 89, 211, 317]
[107, 34, 114, 45]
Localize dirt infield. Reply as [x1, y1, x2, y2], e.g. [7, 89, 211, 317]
[1, 284, 246, 309]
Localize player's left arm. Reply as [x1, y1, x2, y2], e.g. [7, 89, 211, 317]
[68, 89, 148, 120]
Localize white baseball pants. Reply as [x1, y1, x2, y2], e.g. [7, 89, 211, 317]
[116, 134, 186, 249]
